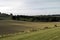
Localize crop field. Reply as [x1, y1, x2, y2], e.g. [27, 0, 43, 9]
[0, 20, 60, 40]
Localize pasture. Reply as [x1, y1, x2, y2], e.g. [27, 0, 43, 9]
[0, 20, 60, 40]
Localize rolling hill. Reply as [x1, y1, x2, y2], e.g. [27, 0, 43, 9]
[0, 27, 60, 40]
[0, 20, 60, 40]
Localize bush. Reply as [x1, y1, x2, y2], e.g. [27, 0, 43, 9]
[54, 25, 57, 27]
[44, 27, 49, 29]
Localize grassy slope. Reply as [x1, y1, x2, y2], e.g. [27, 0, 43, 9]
[0, 20, 60, 35]
[0, 20, 60, 40]
[0, 27, 60, 40]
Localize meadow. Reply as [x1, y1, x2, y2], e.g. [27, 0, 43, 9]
[0, 20, 60, 40]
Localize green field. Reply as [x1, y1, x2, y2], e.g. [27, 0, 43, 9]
[0, 20, 60, 40]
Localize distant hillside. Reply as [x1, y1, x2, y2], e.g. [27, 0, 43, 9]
[0, 12, 11, 20]
[0, 12, 60, 22]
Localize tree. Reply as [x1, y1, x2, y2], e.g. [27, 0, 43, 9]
[12, 16, 16, 20]
[16, 15, 20, 20]
[0, 12, 1, 14]
[10, 13, 13, 16]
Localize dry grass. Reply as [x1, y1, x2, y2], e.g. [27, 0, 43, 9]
[0, 20, 60, 35]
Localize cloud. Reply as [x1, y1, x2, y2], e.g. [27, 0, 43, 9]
[0, 0, 60, 15]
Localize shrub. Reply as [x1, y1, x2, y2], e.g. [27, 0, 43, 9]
[54, 25, 57, 27]
[44, 27, 49, 29]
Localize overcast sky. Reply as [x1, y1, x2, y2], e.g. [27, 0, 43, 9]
[0, 0, 60, 15]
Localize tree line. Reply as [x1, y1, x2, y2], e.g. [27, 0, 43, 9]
[12, 14, 60, 22]
[0, 12, 60, 22]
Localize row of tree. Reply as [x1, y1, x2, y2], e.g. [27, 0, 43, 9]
[0, 12, 60, 22]
[12, 15, 60, 22]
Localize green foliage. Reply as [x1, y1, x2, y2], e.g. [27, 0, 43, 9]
[0, 13, 11, 20]
[0, 13, 60, 22]
[11, 15, 60, 22]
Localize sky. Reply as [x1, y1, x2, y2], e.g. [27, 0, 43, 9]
[0, 0, 60, 15]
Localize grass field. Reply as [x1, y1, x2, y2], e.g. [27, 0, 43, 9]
[0, 20, 60, 40]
